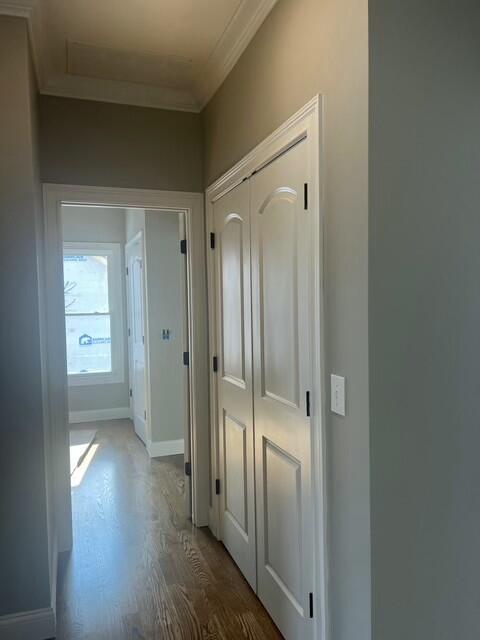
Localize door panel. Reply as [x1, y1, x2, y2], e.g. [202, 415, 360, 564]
[263, 439, 302, 606]
[221, 218, 245, 384]
[260, 192, 299, 407]
[251, 140, 314, 639]
[214, 180, 256, 590]
[126, 235, 147, 444]
[224, 413, 248, 531]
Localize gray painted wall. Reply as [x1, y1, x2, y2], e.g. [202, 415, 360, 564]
[369, 2, 480, 639]
[39, 95, 203, 192]
[125, 207, 146, 242]
[145, 211, 185, 444]
[0, 16, 51, 616]
[62, 205, 130, 414]
[203, 1, 370, 637]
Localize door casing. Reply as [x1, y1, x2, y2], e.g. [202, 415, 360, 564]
[206, 96, 328, 640]
[43, 185, 210, 557]
[125, 230, 148, 444]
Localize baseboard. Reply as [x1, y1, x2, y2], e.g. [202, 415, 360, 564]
[49, 534, 58, 620]
[0, 607, 55, 640]
[69, 407, 131, 424]
[147, 438, 184, 458]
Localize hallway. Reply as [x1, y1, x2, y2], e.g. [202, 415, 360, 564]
[56, 421, 282, 639]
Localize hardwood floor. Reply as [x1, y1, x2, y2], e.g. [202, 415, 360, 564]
[56, 420, 282, 640]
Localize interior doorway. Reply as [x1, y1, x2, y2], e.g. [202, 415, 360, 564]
[43, 186, 209, 555]
[60, 204, 192, 518]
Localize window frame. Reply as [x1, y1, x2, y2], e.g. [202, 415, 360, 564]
[63, 241, 125, 387]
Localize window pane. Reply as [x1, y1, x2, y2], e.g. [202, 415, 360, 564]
[66, 314, 112, 374]
[64, 254, 109, 313]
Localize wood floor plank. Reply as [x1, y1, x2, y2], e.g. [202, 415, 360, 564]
[57, 420, 282, 640]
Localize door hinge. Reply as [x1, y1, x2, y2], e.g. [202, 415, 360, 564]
[129, 388, 132, 398]
[306, 390, 311, 417]
[180, 238, 187, 254]
[128, 328, 131, 337]
[144, 410, 147, 420]
[210, 232, 215, 249]
[304, 183, 308, 210]
[142, 335, 145, 345]
[215, 478, 221, 495]
[183, 351, 190, 366]
[309, 592, 314, 618]
[213, 355, 218, 372]
[185, 461, 192, 477]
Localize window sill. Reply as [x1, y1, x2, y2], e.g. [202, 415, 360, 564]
[68, 371, 124, 387]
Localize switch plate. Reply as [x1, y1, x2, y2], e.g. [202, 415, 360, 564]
[331, 374, 346, 416]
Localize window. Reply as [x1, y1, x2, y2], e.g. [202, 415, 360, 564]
[63, 242, 124, 386]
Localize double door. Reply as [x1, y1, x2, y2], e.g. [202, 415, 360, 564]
[213, 140, 315, 640]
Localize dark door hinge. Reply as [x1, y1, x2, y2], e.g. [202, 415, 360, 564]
[128, 328, 131, 337]
[210, 232, 215, 249]
[309, 592, 314, 618]
[215, 478, 220, 495]
[304, 183, 308, 210]
[185, 461, 192, 477]
[180, 238, 187, 254]
[129, 388, 132, 398]
[213, 355, 218, 372]
[306, 390, 311, 417]
[183, 351, 190, 366]
[126, 266, 129, 276]
[144, 410, 147, 420]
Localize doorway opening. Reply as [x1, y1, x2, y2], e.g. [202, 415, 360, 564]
[43, 185, 209, 556]
[61, 204, 192, 514]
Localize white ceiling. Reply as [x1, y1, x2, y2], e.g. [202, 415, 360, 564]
[2, 0, 278, 111]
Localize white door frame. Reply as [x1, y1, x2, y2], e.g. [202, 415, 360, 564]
[205, 95, 329, 640]
[43, 184, 210, 554]
[125, 230, 148, 444]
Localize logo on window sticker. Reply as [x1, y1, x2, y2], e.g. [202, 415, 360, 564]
[78, 334, 111, 346]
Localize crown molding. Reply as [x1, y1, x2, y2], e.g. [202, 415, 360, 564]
[0, 0, 45, 86]
[42, 73, 200, 113]
[0, 0, 278, 113]
[0, 0, 37, 19]
[194, 0, 279, 109]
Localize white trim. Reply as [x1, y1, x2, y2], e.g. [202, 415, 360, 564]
[41, 72, 199, 113]
[147, 438, 184, 458]
[0, 0, 277, 112]
[0, 0, 45, 87]
[0, 607, 55, 640]
[195, 0, 279, 108]
[64, 241, 125, 386]
[43, 184, 210, 545]
[205, 95, 328, 640]
[68, 407, 131, 424]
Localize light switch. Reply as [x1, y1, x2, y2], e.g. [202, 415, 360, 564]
[162, 329, 170, 341]
[331, 374, 346, 416]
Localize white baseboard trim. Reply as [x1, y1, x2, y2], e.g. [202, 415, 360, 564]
[147, 438, 184, 458]
[0, 607, 55, 640]
[69, 407, 131, 424]
[49, 535, 58, 620]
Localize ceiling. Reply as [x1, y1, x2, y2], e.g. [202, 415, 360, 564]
[3, 0, 278, 111]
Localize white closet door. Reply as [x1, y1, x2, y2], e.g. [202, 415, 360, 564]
[126, 235, 147, 444]
[251, 140, 314, 639]
[213, 180, 257, 589]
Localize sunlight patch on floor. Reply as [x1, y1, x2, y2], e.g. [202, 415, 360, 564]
[71, 443, 99, 488]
